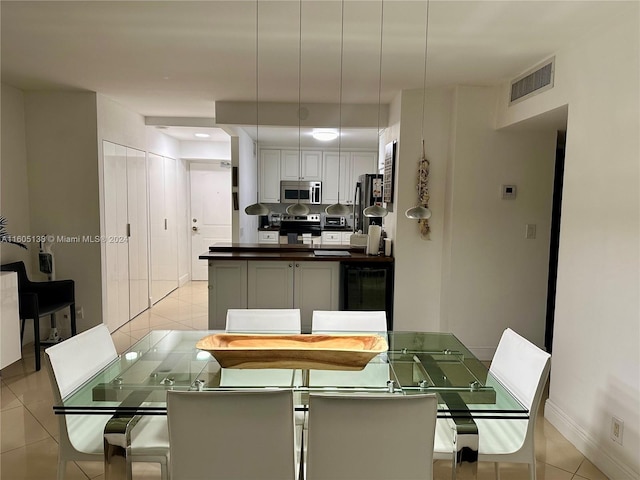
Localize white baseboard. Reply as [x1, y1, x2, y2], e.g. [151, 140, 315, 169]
[178, 273, 190, 287]
[544, 399, 639, 480]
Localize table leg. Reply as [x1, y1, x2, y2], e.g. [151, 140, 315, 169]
[451, 417, 478, 480]
[103, 415, 140, 480]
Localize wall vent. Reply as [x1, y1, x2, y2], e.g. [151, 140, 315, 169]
[510, 57, 555, 105]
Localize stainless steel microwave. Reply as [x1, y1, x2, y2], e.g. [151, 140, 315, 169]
[280, 181, 322, 204]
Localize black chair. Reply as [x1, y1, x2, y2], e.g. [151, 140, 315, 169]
[0, 261, 76, 371]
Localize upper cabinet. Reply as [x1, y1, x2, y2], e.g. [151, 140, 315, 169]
[260, 148, 375, 204]
[280, 150, 323, 181]
[322, 151, 377, 205]
[259, 149, 281, 202]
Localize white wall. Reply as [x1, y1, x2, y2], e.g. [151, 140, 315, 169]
[176, 158, 189, 285]
[494, 11, 639, 479]
[1, 84, 31, 267]
[234, 128, 259, 243]
[390, 87, 452, 333]
[445, 86, 556, 355]
[24, 92, 102, 335]
[180, 140, 230, 160]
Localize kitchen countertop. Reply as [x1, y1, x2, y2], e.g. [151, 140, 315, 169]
[199, 243, 393, 262]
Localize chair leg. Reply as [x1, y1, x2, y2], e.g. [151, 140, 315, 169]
[34, 317, 41, 371]
[494, 462, 500, 480]
[20, 318, 26, 341]
[529, 460, 536, 480]
[70, 303, 77, 336]
[160, 461, 169, 480]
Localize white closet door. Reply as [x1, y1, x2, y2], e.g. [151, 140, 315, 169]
[103, 141, 130, 331]
[126, 147, 149, 317]
[149, 153, 178, 304]
[164, 156, 178, 294]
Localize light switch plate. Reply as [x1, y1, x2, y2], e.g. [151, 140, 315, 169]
[525, 224, 537, 239]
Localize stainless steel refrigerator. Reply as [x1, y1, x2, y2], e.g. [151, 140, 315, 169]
[353, 173, 384, 234]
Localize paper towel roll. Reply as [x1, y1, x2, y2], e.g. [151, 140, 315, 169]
[367, 225, 382, 255]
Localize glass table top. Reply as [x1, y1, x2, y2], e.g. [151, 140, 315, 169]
[54, 330, 528, 419]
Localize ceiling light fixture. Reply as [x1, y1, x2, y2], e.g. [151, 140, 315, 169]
[363, 0, 388, 219]
[312, 129, 338, 141]
[244, 0, 270, 217]
[194, 133, 210, 138]
[325, 0, 351, 217]
[405, 0, 433, 231]
[287, 0, 310, 216]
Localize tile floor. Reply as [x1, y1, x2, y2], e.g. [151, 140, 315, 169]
[1, 281, 608, 480]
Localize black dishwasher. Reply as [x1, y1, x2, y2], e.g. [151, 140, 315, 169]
[340, 262, 394, 330]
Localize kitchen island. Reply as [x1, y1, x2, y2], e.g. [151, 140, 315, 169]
[200, 244, 394, 332]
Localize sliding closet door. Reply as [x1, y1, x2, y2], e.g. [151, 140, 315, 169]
[126, 147, 149, 317]
[103, 141, 130, 331]
[149, 152, 178, 304]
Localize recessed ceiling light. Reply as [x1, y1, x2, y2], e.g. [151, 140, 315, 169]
[194, 133, 211, 138]
[312, 129, 338, 141]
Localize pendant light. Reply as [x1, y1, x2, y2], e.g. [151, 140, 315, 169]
[362, 0, 388, 219]
[286, 0, 310, 216]
[325, 0, 351, 217]
[244, 0, 270, 216]
[405, 0, 432, 222]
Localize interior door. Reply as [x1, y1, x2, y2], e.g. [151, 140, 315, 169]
[190, 162, 232, 280]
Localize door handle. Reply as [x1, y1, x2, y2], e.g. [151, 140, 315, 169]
[192, 226, 198, 232]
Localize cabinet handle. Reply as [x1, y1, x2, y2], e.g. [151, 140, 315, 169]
[164, 218, 168, 230]
[289, 264, 293, 268]
[296, 263, 299, 268]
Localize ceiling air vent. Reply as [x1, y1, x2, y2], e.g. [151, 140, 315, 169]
[510, 57, 555, 105]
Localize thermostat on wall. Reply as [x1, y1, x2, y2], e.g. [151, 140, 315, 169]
[501, 184, 517, 200]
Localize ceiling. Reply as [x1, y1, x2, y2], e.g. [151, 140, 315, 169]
[1, 1, 632, 145]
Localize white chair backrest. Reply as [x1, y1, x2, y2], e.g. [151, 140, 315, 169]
[167, 390, 296, 480]
[311, 310, 387, 333]
[226, 308, 301, 333]
[45, 324, 117, 400]
[306, 394, 437, 480]
[490, 328, 551, 410]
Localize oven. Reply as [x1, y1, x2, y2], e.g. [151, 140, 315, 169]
[280, 181, 322, 204]
[279, 214, 321, 244]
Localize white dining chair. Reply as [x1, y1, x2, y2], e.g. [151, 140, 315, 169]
[226, 308, 301, 333]
[305, 393, 438, 480]
[167, 390, 298, 480]
[310, 310, 389, 388]
[44, 324, 169, 480]
[434, 328, 551, 480]
[222, 308, 303, 454]
[311, 310, 387, 334]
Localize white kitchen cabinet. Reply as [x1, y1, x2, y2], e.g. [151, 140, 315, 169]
[280, 150, 300, 181]
[301, 150, 323, 180]
[103, 141, 150, 331]
[321, 231, 342, 245]
[322, 151, 376, 205]
[260, 149, 281, 202]
[149, 152, 178, 304]
[247, 261, 295, 309]
[322, 152, 350, 205]
[280, 149, 323, 181]
[350, 151, 377, 193]
[208, 261, 248, 329]
[247, 260, 339, 332]
[257, 231, 279, 244]
[293, 261, 340, 333]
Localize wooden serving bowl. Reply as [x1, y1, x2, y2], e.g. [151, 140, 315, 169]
[196, 333, 388, 370]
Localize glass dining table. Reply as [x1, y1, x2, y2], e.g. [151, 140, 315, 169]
[53, 330, 528, 480]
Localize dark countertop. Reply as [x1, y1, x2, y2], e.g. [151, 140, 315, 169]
[258, 226, 280, 231]
[199, 243, 393, 262]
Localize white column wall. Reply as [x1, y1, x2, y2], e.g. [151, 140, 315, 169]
[494, 11, 639, 480]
